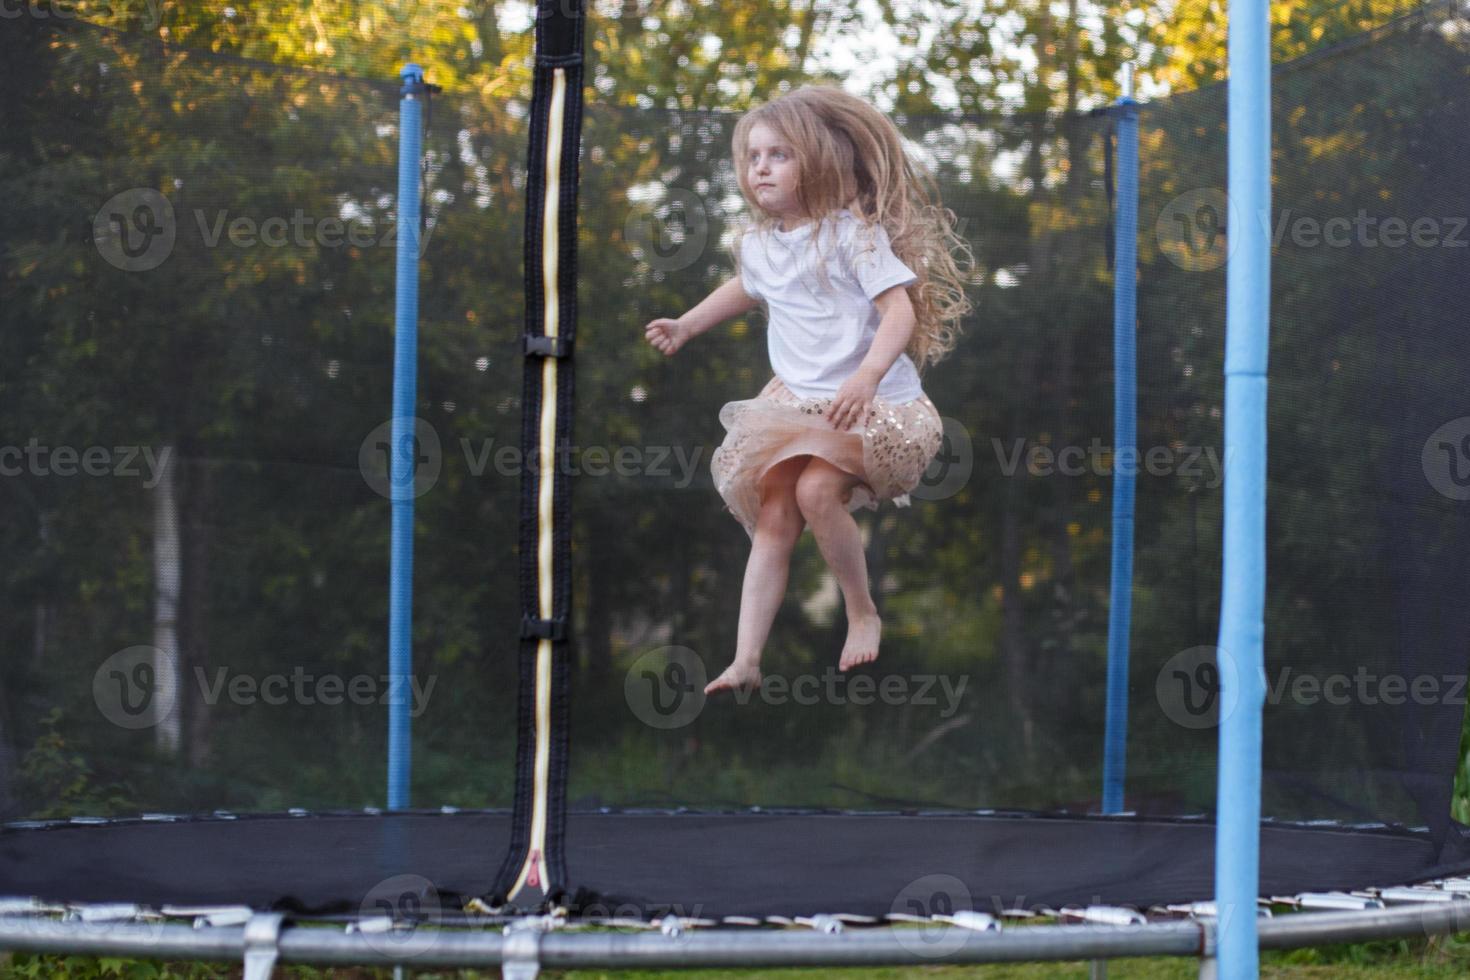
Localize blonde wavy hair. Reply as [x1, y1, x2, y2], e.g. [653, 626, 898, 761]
[730, 84, 975, 372]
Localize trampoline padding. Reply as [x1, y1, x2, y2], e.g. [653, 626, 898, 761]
[2, 810, 1465, 918]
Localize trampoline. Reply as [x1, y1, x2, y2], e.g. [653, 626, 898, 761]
[5, 0, 1470, 977]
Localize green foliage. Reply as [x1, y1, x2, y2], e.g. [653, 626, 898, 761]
[16, 710, 136, 819]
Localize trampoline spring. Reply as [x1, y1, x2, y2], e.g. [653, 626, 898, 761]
[1063, 906, 1148, 927]
[796, 914, 843, 934]
[999, 907, 1040, 919]
[68, 903, 150, 923]
[1367, 887, 1467, 905]
[504, 913, 562, 935]
[1282, 892, 1385, 912]
[0, 898, 59, 917]
[719, 915, 765, 927]
[580, 917, 654, 930]
[935, 910, 1001, 931]
[160, 905, 255, 928]
[1157, 901, 1272, 920]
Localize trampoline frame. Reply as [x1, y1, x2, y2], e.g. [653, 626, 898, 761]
[3, 886, 1470, 979]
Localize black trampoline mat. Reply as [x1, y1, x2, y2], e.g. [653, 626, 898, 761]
[3, 810, 1466, 918]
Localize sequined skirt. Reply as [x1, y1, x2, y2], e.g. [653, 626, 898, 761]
[710, 375, 945, 537]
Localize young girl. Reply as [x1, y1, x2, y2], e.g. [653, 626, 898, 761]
[643, 85, 974, 695]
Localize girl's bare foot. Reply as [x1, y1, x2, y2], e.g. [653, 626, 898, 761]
[839, 612, 881, 671]
[705, 660, 763, 695]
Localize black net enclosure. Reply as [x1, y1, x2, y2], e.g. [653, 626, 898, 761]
[4, 0, 1470, 929]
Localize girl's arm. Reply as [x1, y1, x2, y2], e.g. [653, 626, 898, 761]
[678, 276, 761, 339]
[854, 284, 917, 381]
[829, 284, 917, 429]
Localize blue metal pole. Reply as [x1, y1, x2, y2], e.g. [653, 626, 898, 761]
[388, 63, 426, 811]
[1102, 80, 1140, 816]
[1216, 0, 1271, 974]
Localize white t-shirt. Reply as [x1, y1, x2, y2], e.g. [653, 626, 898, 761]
[738, 209, 925, 403]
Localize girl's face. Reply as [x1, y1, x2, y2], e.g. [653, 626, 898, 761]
[745, 122, 803, 228]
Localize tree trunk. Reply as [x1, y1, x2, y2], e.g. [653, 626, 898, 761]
[1000, 468, 1035, 755]
[585, 516, 612, 689]
[182, 456, 213, 768]
[152, 446, 182, 754]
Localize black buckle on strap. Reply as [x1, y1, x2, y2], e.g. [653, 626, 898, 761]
[524, 335, 571, 359]
[520, 615, 568, 642]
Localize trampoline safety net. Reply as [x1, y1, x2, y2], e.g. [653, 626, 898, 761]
[3, 0, 1470, 922]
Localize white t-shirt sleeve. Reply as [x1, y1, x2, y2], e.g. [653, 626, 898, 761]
[737, 234, 763, 303]
[846, 221, 917, 300]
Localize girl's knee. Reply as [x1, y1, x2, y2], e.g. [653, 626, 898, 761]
[795, 469, 846, 518]
[756, 492, 804, 542]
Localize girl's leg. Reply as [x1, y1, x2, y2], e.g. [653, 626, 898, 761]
[705, 455, 809, 694]
[794, 457, 881, 671]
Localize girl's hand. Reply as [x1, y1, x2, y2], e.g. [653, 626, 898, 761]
[828, 371, 879, 430]
[644, 317, 691, 356]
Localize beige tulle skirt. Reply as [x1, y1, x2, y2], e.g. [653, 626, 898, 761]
[710, 375, 945, 537]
